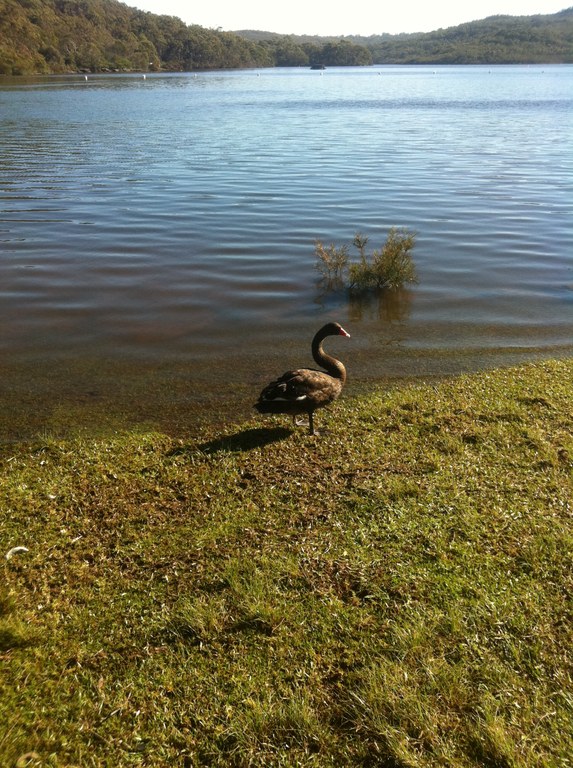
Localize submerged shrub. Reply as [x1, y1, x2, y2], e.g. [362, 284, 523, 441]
[348, 229, 417, 290]
[315, 229, 417, 292]
[314, 240, 349, 286]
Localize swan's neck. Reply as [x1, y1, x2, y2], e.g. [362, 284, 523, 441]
[312, 337, 347, 382]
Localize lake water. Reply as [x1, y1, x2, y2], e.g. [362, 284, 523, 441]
[1, 65, 572, 441]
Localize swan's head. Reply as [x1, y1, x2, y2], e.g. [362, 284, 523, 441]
[323, 322, 350, 338]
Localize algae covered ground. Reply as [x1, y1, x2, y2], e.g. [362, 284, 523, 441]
[1, 359, 572, 767]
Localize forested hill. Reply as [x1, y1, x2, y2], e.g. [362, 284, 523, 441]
[1, 0, 572, 76]
[0, 0, 275, 74]
[238, 8, 573, 65]
[358, 7, 573, 64]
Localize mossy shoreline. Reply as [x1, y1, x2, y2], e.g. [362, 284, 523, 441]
[2, 359, 572, 767]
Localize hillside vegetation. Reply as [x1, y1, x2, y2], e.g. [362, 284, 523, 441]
[357, 7, 573, 64]
[242, 7, 573, 65]
[1, 0, 572, 75]
[1, 360, 572, 765]
[0, 0, 273, 74]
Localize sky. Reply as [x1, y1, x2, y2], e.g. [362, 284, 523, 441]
[130, 0, 569, 36]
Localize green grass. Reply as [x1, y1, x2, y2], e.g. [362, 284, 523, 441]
[1, 359, 572, 767]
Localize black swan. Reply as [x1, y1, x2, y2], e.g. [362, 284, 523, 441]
[254, 322, 350, 435]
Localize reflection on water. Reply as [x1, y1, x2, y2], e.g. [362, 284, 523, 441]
[0, 66, 572, 441]
[317, 282, 413, 324]
[349, 288, 413, 324]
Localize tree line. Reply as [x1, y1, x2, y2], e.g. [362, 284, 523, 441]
[351, 8, 573, 64]
[0, 0, 571, 76]
[0, 0, 372, 74]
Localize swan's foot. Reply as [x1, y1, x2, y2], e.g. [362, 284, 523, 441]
[292, 414, 321, 436]
[309, 427, 330, 437]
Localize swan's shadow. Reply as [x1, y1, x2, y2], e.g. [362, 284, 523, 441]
[198, 426, 292, 454]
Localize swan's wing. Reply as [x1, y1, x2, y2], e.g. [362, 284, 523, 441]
[258, 368, 338, 404]
[258, 369, 308, 403]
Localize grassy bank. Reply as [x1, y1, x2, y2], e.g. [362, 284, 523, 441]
[1, 360, 572, 767]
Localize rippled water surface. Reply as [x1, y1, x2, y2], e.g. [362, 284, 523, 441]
[1, 66, 572, 439]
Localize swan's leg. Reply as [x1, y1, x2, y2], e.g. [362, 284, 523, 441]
[308, 412, 315, 435]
